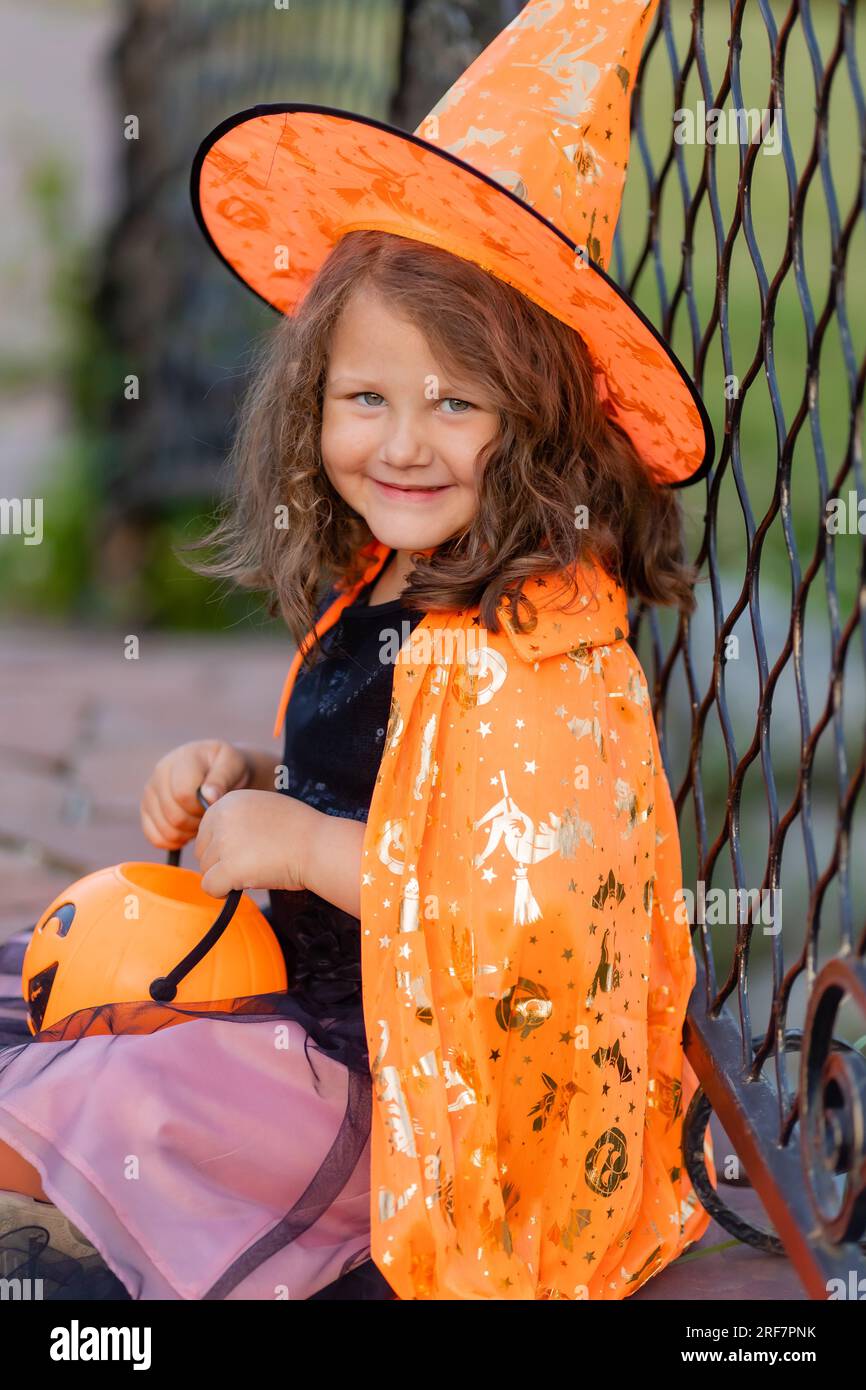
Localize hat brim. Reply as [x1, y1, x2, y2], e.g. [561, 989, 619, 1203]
[191, 104, 714, 489]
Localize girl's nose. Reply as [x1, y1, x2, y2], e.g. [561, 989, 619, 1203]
[379, 413, 432, 468]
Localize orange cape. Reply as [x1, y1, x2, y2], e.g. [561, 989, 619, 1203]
[274, 541, 715, 1299]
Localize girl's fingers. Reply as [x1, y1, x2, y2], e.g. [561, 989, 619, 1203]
[166, 763, 209, 819]
[140, 786, 176, 845]
[200, 864, 228, 899]
[142, 784, 197, 845]
[193, 806, 225, 873]
[151, 782, 202, 836]
[193, 820, 212, 863]
[141, 805, 184, 851]
[200, 744, 249, 802]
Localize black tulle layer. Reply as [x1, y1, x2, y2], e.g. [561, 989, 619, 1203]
[0, 1224, 134, 1300]
[0, 1212, 396, 1301]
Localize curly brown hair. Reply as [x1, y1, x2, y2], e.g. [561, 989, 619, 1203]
[179, 229, 700, 670]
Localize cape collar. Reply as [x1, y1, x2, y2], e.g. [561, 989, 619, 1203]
[272, 539, 629, 738]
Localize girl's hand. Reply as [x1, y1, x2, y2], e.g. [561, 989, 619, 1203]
[140, 739, 253, 851]
[193, 790, 316, 899]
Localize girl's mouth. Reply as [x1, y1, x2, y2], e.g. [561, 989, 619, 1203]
[373, 480, 453, 502]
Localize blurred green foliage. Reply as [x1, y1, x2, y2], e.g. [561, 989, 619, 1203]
[0, 150, 269, 632]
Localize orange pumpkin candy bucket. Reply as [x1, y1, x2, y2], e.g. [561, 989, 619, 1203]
[21, 788, 287, 1036]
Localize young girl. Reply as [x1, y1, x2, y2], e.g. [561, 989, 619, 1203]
[0, 225, 713, 1300]
[0, 0, 716, 1300]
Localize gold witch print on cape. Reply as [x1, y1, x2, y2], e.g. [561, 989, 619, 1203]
[273, 540, 717, 1299]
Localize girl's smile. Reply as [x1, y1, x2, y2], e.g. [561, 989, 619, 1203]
[371, 479, 456, 502]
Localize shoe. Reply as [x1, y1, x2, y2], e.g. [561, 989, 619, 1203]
[0, 1188, 133, 1299]
[0, 1188, 97, 1260]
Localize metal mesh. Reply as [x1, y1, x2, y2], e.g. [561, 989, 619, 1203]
[618, 0, 865, 1294]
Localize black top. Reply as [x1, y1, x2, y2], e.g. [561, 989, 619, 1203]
[265, 552, 426, 1074]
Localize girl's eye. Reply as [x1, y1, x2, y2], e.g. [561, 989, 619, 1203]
[351, 392, 473, 413]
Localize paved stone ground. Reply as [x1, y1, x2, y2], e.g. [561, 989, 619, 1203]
[0, 622, 808, 1300]
[0, 622, 288, 938]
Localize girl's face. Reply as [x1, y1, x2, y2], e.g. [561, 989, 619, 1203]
[320, 284, 500, 553]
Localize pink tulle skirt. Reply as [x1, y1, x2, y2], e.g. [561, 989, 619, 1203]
[0, 929, 375, 1300]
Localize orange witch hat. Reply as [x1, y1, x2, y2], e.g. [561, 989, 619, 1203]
[191, 0, 714, 489]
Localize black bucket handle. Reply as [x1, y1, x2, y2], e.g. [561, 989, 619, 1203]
[148, 785, 242, 1003]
